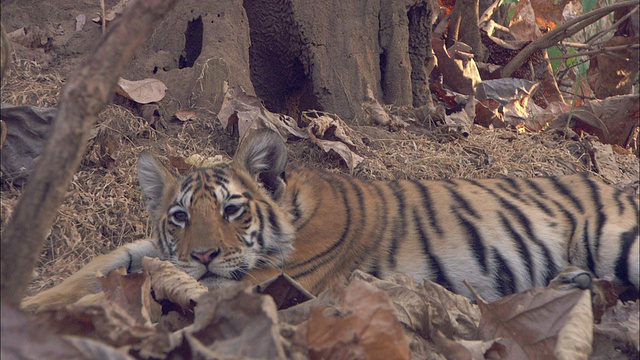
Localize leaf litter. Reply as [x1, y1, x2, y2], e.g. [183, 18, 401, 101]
[2, 22, 639, 360]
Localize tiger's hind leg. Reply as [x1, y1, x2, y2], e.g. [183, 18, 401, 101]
[20, 239, 160, 313]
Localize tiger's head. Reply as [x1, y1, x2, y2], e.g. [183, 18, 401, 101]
[137, 129, 295, 287]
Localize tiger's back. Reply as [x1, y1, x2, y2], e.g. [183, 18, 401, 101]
[277, 168, 639, 299]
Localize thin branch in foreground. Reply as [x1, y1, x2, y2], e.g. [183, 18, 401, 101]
[0, 0, 177, 306]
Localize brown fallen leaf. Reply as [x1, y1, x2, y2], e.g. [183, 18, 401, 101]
[306, 279, 411, 360]
[217, 84, 308, 141]
[589, 36, 639, 99]
[476, 286, 593, 359]
[35, 301, 157, 348]
[187, 286, 288, 359]
[98, 267, 153, 327]
[255, 273, 315, 310]
[432, 38, 481, 96]
[173, 109, 197, 122]
[1, 300, 89, 359]
[552, 95, 639, 149]
[304, 112, 365, 172]
[142, 257, 208, 311]
[115, 77, 167, 104]
[350, 271, 480, 341]
[432, 329, 507, 360]
[592, 300, 639, 358]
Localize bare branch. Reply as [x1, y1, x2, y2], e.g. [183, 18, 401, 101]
[549, 44, 640, 60]
[501, 0, 637, 78]
[0, 0, 176, 305]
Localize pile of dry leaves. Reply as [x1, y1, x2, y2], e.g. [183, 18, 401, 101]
[4, 258, 638, 359]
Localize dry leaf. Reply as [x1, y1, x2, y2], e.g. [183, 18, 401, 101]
[35, 301, 157, 348]
[91, 0, 132, 23]
[115, 78, 167, 104]
[552, 95, 639, 149]
[305, 113, 364, 172]
[589, 36, 639, 99]
[1, 300, 89, 359]
[306, 279, 411, 360]
[477, 287, 593, 359]
[432, 38, 481, 96]
[142, 257, 208, 311]
[217, 85, 308, 140]
[185, 154, 227, 168]
[509, 0, 543, 41]
[350, 271, 480, 341]
[362, 85, 391, 126]
[75, 14, 86, 32]
[432, 329, 507, 359]
[174, 110, 197, 122]
[554, 289, 593, 359]
[255, 273, 315, 310]
[187, 286, 287, 359]
[593, 301, 639, 356]
[98, 268, 153, 327]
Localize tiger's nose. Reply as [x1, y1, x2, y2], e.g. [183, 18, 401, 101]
[190, 248, 221, 265]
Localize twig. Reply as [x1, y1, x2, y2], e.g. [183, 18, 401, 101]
[549, 44, 639, 60]
[501, 0, 637, 78]
[586, 5, 638, 46]
[0, 0, 177, 306]
[100, 0, 106, 35]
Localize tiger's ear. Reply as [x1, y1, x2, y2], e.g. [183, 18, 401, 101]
[234, 128, 287, 199]
[137, 151, 178, 220]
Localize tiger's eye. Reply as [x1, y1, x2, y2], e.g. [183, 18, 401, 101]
[224, 204, 243, 218]
[173, 210, 188, 222]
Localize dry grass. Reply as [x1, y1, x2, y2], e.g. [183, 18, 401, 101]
[1, 58, 637, 295]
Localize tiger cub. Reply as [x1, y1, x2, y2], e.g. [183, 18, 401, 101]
[21, 129, 639, 312]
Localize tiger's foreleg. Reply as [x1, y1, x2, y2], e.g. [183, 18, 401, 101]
[20, 239, 161, 313]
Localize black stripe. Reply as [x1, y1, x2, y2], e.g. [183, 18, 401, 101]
[502, 177, 522, 192]
[446, 181, 481, 219]
[412, 180, 443, 236]
[613, 189, 625, 215]
[628, 194, 639, 223]
[262, 200, 282, 238]
[615, 227, 638, 285]
[455, 212, 488, 273]
[524, 178, 546, 197]
[496, 178, 527, 203]
[550, 176, 584, 212]
[470, 182, 558, 283]
[499, 213, 535, 287]
[526, 194, 555, 216]
[493, 248, 517, 297]
[387, 180, 407, 268]
[547, 198, 577, 259]
[315, 177, 368, 291]
[288, 176, 352, 271]
[583, 175, 606, 255]
[413, 210, 454, 290]
[584, 220, 596, 275]
[370, 182, 390, 266]
[158, 221, 168, 254]
[290, 189, 302, 223]
[255, 206, 265, 247]
[242, 191, 253, 200]
[180, 180, 195, 194]
[126, 249, 134, 273]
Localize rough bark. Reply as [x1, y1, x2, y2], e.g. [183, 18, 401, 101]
[0, 0, 177, 305]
